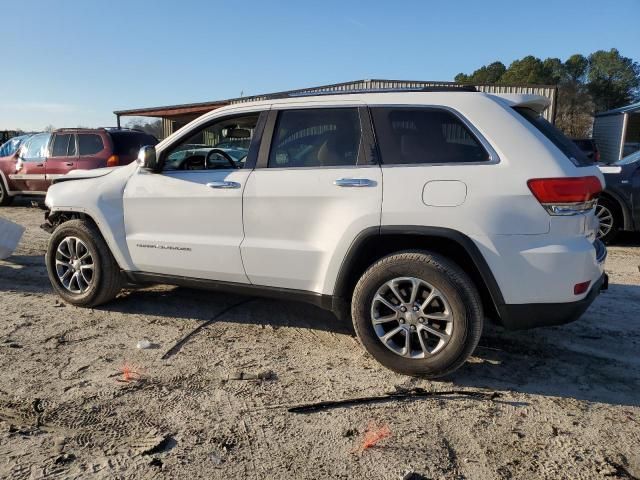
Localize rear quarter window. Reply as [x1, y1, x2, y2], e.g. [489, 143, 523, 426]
[110, 132, 158, 157]
[371, 107, 490, 165]
[78, 134, 105, 155]
[515, 108, 591, 166]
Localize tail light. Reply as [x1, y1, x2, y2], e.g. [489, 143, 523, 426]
[527, 176, 602, 216]
[107, 155, 120, 167]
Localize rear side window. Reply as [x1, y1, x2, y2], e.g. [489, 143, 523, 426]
[269, 108, 362, 168]
[371, 107, 490, 164]
[515, 108, 591, 166]
[110, 132, 158, 157]
[51, 134, 77, 157]
[78, 134, 104, 155]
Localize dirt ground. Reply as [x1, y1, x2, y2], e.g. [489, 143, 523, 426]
[0, 198, 639, 480]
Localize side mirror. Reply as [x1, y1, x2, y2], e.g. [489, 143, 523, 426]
[137, 146, 158, 171]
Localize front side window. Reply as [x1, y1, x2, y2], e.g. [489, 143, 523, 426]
[78, 134, 104, 156]
[51, 134, 77, 157]
[162, 113, 258, 171]
[268, 108, 362, 168]
[371, 108, 490, 165]
[20, 133, 50, 161]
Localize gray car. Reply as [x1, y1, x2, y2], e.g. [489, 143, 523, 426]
[597, 150, 640, 243]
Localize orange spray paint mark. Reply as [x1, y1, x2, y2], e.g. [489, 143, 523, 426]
[117, 363, 143, 383]
[351, 422, 392, 453]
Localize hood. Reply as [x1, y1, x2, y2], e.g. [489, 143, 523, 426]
[52, 167, 118, 184]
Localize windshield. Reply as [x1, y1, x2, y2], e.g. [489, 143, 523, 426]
[0, 135, 30, 157]
[515, 107, 592, 166]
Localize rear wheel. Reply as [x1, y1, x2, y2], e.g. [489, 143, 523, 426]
[0, 180, 14, 206]
[596, 197, 620, 244]
[46, 219, 122, 307]
[351, 251, 483, 378]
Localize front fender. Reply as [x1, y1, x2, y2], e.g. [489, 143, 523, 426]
[45, 164, 137, 271]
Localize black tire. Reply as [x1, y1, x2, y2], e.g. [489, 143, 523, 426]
[45, 219, 122, 307]
[351, 251, 483, 378]
[596, 197, 621, 244]
[0, 179, 14, 206]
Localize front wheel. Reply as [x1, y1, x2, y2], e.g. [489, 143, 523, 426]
[46, 219, 122, 307]
[0, 180, 14, 206]
[351, 251, 483, 378]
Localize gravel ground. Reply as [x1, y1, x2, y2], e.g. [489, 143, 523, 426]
[1, 198, 639, 479]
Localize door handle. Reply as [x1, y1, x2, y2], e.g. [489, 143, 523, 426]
[334, 178, 376, 187]
[65, 162, 74, 166]
[206, 181, 241, 189]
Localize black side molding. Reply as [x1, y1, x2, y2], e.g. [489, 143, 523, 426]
[125, 271, 335, 312]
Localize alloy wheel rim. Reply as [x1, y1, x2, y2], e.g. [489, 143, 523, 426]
[370, 276, 453, 359]
[595, 204, 613, 238]
[55, 236, 95, 294]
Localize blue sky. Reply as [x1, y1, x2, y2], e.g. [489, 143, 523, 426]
[1, 0, 638, 130]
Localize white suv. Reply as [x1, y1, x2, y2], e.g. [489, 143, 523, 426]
[42, 88, 608, 377]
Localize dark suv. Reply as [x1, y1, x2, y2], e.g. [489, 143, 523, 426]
[0, 127, 157, 205]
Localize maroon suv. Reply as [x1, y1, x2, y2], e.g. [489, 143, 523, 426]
[0, 128, 157, 205]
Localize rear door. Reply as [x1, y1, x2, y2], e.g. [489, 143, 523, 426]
[241, 106, 382, 294]
[9, 133, 50, 193]
[45, 133, 77, 184]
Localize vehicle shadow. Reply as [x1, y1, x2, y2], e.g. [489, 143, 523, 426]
[611, 231, 640, 247]
[451, 282, 640, 407]
[104, 286, 354, 336]
[1, 254, 639, 406]
[0, 254, 51, 294]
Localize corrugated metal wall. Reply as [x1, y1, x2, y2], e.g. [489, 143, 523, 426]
[230, 79, 557, 122]
[159, 80, 558, 138]
[593, 114, 625, 163]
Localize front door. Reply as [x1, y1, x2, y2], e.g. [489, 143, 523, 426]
[241, 106, 382, 294]
[9, 133, 50, 193]
[45, 133, 77, 185]
[123, 109, 266, 282]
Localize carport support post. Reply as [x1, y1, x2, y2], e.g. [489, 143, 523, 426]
[116, 115, 121, 129]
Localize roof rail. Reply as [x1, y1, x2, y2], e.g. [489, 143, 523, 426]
[267, 85, 478, 100]
[53, 127, 146, 133]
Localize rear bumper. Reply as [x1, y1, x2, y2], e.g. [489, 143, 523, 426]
[497, 272, 608, 330]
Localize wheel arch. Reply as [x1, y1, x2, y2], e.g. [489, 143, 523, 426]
[0, 170, 15, 195]
[333, 226, 505, 323]
[46, 208, 134, 271]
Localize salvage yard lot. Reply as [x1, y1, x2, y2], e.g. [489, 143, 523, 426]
[1, 199, 639, 479]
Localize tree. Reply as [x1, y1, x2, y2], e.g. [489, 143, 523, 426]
[454, 50, 640, 136]
[455, 61, 506, 84]
[587, 48, 640, 112]
[125, 118, 163, 139]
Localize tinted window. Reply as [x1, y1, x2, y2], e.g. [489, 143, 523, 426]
[51, 134, 76, 157]
[78, 134, 104, 155]
[20, 133, 50, 161]
[110, 131, 158, 157]
[516, 108, 591, 166]
[371, 108, 489, 165]
[269, 108, 362, 168]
